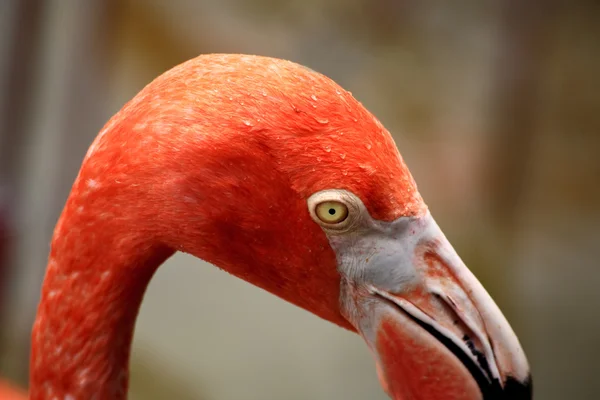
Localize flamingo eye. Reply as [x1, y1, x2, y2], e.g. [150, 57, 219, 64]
[315, 201, 348, 224]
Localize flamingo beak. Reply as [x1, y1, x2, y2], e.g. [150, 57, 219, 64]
[338, 213, 532, 400]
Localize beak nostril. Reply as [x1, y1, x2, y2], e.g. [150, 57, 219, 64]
[339, 212, 531, 398]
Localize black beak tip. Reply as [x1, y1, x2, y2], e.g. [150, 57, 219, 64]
[502, 374, 533, 399]
[483, 374, 532, 400]
[485, 374, 533, 400]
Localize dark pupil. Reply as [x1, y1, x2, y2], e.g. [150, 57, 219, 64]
[328, 208, 336, 215]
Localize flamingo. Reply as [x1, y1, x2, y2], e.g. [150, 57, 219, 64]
[0, 382, 26, 400]
[1, 54, 531, 400]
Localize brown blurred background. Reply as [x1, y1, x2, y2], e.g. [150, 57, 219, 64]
[0, 0, 598, 399]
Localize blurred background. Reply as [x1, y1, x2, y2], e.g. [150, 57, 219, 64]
[0, 0, 598, 399]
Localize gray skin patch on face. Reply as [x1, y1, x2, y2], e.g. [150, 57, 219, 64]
[307, 189, 532, 395]
[327, 217, 422, 292]
[307, 189, 431, 294]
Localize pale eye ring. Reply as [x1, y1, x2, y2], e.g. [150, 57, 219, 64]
[315, 201, 349, 224]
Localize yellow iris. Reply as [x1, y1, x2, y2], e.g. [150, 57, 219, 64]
[315, 201, 349, 224]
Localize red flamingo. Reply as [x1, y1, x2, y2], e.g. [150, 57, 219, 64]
[0, 383, 25, 400]
[1, 54, 531, 400]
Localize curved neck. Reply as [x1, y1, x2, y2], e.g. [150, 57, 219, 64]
[29, 204, 173, 399]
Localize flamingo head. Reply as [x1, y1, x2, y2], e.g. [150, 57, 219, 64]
[72, 54, 531, 399]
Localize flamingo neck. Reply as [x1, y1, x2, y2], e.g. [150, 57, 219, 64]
[29, 204, 173, 400]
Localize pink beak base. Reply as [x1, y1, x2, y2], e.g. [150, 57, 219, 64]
[337, 212, 531, 399]
[375, 311, 483, 399]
